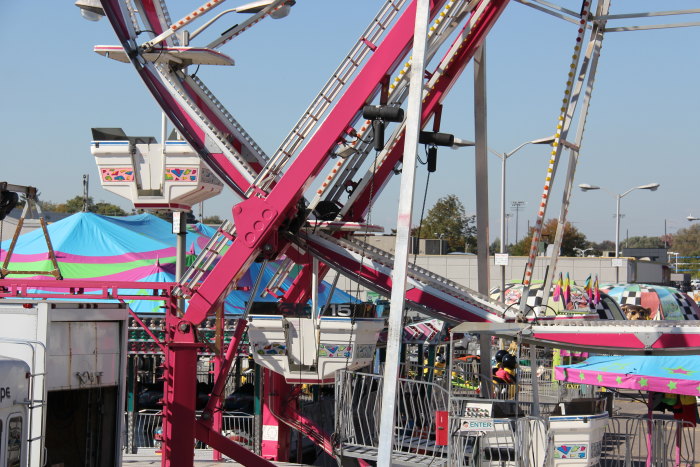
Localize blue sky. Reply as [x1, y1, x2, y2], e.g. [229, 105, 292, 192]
[1, 1, 698, 244]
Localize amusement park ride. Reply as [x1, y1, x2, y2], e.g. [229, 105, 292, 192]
[2, 0, 700, 465]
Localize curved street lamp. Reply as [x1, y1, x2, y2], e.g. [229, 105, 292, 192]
[489, 136, 556, 301]
[579, 182, 660, 258]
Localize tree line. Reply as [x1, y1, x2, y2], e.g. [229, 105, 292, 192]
[30, 196, 224, 224]
[412, 194, 700, 260]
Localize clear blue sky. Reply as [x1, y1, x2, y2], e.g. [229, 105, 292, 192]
[1, 1, 698, 244]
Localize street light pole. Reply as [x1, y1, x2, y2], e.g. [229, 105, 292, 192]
[580, 182, 660, 280]
[451, 136, 552, 301]
[615, 194, 621, 258]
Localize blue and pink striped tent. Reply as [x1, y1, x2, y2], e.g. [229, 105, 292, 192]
[0, 212, 356, 313]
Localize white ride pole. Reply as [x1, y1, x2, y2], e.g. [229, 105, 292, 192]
[377, 0, 431, 464]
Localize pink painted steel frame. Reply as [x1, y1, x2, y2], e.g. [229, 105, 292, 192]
[0, 278, 173, 300]
[283, 0, 510, 306]
[95, 0, 511, 465]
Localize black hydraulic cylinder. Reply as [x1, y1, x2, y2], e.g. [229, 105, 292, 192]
[427, 147, 437, 173]
[419, 131, 454, 147]
[362, 105, 404, 122]
[373, 120, 385, 151]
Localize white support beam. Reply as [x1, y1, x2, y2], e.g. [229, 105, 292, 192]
[377, 0, 431, 464]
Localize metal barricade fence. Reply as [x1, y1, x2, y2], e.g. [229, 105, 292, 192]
[334, 370, 450, 463]
[517, 366, 595, 404]
[221, 411, 255, 451]
[127, 410, 255, 451]
[600, 415, 696, 467]
[133, 409, 161, 448]
[449, 416, 550, 467]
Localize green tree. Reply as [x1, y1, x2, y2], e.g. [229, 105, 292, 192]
[589, 240, 615, 256]
[509, 219, 588, 257]
[63, 196, 90, 213]
[38, 200, 61, 212]
[412, 195, 476, 253]
[202, 215, 224, 225]
[623, 235, 664, 249]
[94, 202, 127, 216]
[669, 224, 700, 256]
[39, 196, 127, 216]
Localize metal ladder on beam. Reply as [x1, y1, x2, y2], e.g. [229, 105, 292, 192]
[155, 65, 260, 184]
[174, 220, 235, 298]
[186, 74, 269, 165]
[251, 0, 409, 192]
[173, 0, 409, 297]
[260, 256, 296, 298]
[260, 0, 477, 292]
[313, 0, 477, 213]
[322, 232, 506, 316]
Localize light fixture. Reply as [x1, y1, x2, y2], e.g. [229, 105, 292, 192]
[637, 183, 660, 191]
[578, 184, 600, 191]
[234, 0, 295, 18]
[75, 0, 105, 21]
[451, 137, 476, 149]
[335, 143, 358, 159]
[578, 182, 660, 261]
[190, 1, 295, 42]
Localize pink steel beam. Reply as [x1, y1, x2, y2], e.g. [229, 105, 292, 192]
[528, 329, 700, 353]
[100, 0, 254, 197]
[200, 318, 246, 418]
[304, 234, 494, 323]
[343, 0, 511, 223]
[0, 278, 173, 300]
[139, 0, 171, 38]
[194, 420, 276, 466]
[126, 307, 168, 354]
[183, 0, 451, 326]
[159, 298, 200, 466]
[276, 399, 335, 456]
[283, 0, 510, 305]
[156, 4, 450, 463]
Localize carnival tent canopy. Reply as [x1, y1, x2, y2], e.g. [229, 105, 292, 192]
[556, 355, 700, 396]
[600, 284, 699, 320]
[0, 212, 356, 313]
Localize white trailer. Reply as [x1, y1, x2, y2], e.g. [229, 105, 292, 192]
[0, 300, 128, 467]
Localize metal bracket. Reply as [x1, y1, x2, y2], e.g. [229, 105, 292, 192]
[232, 197, 279, 248]
[635, 331, 663, 348]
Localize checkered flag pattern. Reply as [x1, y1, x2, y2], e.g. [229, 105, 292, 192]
[672, 291, 699, 320]
[492, 283, 623, 319]
[600, 284, 700, 321]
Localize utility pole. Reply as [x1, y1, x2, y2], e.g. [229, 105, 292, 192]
[82, 174, 90, 212]
[511, 201, 526, 244]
